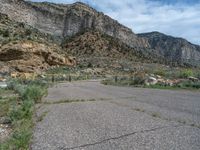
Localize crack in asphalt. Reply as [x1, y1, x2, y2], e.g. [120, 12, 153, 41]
[61, 125, 182, 150]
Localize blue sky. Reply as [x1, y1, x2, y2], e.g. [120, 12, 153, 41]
[30, 0, 200, 45]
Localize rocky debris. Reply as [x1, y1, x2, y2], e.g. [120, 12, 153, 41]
[145, 77, 158, 85]
[0, 41, 76, 73]
[1, 0, 200, 67]
[144, 74, 197, 87]
[0, 117, 11, 125]
[0, 82, 7, 88]
[0, 124, 12, 142]
[63, 31, 165, 66]
[188, 76, 199, 82]
[157, 79, 180, 87]
[0, 77, 6, 82]
[0, 0, 148, 48]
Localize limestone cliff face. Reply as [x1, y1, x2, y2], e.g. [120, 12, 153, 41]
[0, 0, 149, 48]
[0, 12, 76, 73]
[62, 3, 149, 48]
[138, 32, 200, 66]
[0, 0, 65, 37]
[0, 0, 200, 66]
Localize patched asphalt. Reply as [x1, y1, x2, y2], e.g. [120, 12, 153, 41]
[31, 81, 200, 150]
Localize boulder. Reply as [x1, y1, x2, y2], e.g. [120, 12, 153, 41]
[188, 76, 198, 82]
[145, 76, 158, 85]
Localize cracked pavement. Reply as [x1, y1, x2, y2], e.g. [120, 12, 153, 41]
[31, 81, 200, 150]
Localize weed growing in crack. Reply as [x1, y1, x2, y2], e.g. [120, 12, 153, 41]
[151, 112, 161, 118]
[134, 108, 145, 112]
[177, 119, 186, 124]
[43, 99, 98, 104]
[37, 111, 49, 122]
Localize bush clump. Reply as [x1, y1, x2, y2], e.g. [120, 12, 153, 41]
[179, 69, 193, 78]
[1, 79, 48, 149]
[132, 76, 145, 85]
[22, 85, 46, 103]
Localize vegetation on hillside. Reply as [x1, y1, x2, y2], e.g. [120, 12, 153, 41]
[101, 69, 200, 90]
[0, 13, 58, 46]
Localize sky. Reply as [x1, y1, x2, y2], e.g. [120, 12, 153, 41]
[30, 0, 200, 45]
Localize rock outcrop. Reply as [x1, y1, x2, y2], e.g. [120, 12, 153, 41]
[0, 41, 75, 73]
[138, 32, 200, 66]
[0, 12, 75, 73]
[0, 0, 200, 67]
[63, 30, 164, 65]
[0, 0, 149, 48]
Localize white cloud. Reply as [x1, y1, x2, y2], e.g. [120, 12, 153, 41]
[31, 0, 200, 45]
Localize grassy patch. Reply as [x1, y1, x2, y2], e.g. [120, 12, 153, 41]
[0, 97, 17, 118]
[134, 108, 145, 112]
[102, 78, 200, 90]
[0, 79, 48, 149]
[178, 69, 194, 78]
[43, 98, 97, 104]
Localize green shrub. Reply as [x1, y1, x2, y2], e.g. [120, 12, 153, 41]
[195, 71, 200, 79]
[1, 79, 48, 149]
[179, 69, 193, 78]
[9, 100, 33, 121]
[153, 69, 166, 76]
[181, 81, 200, 89]
[22, 85, 46, 103]
[2, 29, 10, 37]
[25, 29, 32, 36]
[11, 129, 32, 150]
[132, 76, 145, 85]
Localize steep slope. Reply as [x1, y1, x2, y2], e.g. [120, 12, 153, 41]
[62, 30, 167, 68]
[0, 0, 148, 48]
[0, 0, 200, 67]
[0, 13, 75, 73]
[138, 32, 200, 66]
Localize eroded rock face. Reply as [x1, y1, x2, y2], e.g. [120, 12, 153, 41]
[0, 0, 65, 37]
[138, 32, 200, 66]
[0, 41, 76, 73]
[0, 0, 149, 48]
[0, 0, 200, 67]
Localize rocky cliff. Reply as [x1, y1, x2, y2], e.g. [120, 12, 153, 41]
[138, 32, 200, 66]
[0, 0, 148, 48]
[0, 13, 75, 73]
[63, 30, 165, 66]
[0, 0, 200, 67]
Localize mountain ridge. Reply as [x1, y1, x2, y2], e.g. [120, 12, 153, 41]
[138, 32, 200, 66]
[0, 0, 200, 67]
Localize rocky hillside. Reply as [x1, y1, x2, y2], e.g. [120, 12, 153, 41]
[0, 13, 75, 74]
[0, 0, 148, 48]
[63, 30, 166, 67]
[138, 32, 200, 67]
[0, 0, 200, 67]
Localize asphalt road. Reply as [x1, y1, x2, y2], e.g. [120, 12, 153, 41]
[31, 81, 200, 150]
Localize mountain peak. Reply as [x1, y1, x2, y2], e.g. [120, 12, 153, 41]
[73, 1, 88, 6]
